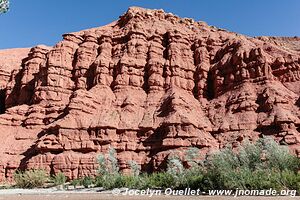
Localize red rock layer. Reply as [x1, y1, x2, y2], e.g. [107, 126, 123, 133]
[0, 7, 299, 181]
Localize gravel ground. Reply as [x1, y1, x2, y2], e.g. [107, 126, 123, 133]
[0, 194, 298, 200]
[0, 189, 298, 200]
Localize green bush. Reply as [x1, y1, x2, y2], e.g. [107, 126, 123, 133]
[143, 172, 176, 189]
[96, 147, 145, 189]
[95, 147, 124, 189]
[128, 160, 141, 176]
[203, 137, 300, 191]
[185, 147, 202, 167]
[97, 147, 119, 176]
[51, 172, 67, 186]
[280, 169, 300, 191]
[124, 175, 144, 188]
[176, 167, 204, 189]
[92, 137, 300, 193]
[80, 176, 94, 188]
[262, 138, 300, 171]
[14, 169, 48, 188]
[95, 174, 123, 189]
[70, 179, 81, 187]
[69, 176, 95, 188]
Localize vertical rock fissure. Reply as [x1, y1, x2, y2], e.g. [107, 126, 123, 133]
[142, 45, 151, 93]
[0, 89, 6, 114]
[192, 42, 200, 100]
[206, 69, 215, 100]
[162, 32, 169, 60]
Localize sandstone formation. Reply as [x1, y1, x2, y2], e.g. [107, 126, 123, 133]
[0, 7, 300, 181]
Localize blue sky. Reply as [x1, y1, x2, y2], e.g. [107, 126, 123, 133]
[0, 0, 299, 49]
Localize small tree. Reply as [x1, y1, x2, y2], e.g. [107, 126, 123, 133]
[0, 0, 9, 13]
[186, 147, 201, 167]
[97, 147, 119, 175]
[108, 147, 119, 174]
[96, 147, 123, 189]
[128, 160, 141, 176]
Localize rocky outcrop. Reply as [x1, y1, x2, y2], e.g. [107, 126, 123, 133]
[257, 36, 300, 53]
[0, 7, 300, 181]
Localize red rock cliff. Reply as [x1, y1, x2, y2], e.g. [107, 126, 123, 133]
[0, 7, 300, 180]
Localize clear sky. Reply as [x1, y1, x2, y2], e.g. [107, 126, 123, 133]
[0, 0, 299, 49]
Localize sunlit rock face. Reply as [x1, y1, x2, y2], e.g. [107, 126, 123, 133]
[0, 7, 300, 181]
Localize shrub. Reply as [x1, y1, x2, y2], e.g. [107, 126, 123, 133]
[70, 179, 81, 187]
[70, 176, 95, 188]
[186, 147, 202, 167]
[167, 155, 184, 175]
[262, 137, 300, 171]
[80, 176, 94, 188]
[51, 172, 67, 186]
[95, 169, 176, 190]
[95, 147, 144, 189]
[143, 172, 176, 189]
[108, 148, 119, 174]
[121, 175, 144, 188]
[97, 147, 119, 176]
[95, 147, 124, 189]
[97, 154, 107, 175]
[238, 140, 264, 170]
[95, 174, 123, 189]
[280, 169, 300, 191]
[93, 137, 300, 193]
[176, 166, 204, 189]
[203, 137, 300, 191]
[14, 169, 48, 188]
[128, 160, 141, 176]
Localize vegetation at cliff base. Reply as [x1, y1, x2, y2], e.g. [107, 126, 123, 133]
[93, 137, 300, 192]
[11, 137, 300, 195]
[51, 171, 67, 186]
[13, 169, 48, 189]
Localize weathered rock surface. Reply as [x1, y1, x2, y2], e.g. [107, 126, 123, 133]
[0, 7, 300, 181]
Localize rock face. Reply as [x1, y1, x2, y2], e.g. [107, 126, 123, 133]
[0, 7, 300, 181]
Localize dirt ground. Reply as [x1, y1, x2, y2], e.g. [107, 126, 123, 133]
[0, 194, 298, 200]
